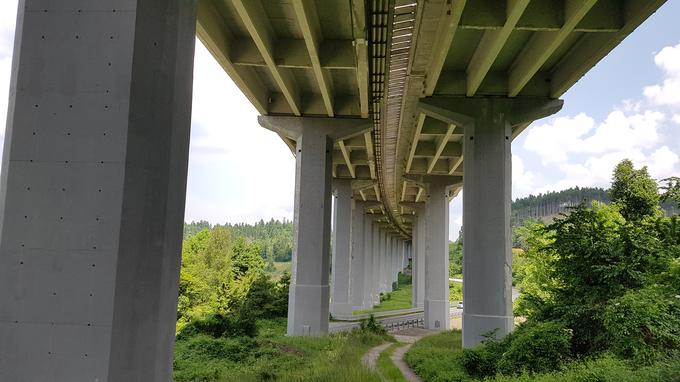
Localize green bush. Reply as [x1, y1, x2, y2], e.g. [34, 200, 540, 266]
[178, 309, 258, 339]
[497, 321, 572, 375]
[461, 331, 509, 378]
[603, 285, 680, 363]
[358, 314, 387, 336]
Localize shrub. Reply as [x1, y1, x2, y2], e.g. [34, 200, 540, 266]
[178, 309, 258, 339]
[461, 330, 510, 378]
[358, 314, 387, 336]
[497, 321, 572, 375]
[603, 285, 680, 363]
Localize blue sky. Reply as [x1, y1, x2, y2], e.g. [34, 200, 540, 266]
[1, 1, 679, 240]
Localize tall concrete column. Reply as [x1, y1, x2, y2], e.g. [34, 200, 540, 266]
[361, 214, 374, 308]
[0, 2, 197, 380]
[349, 200, 365, 310]
[418, 97, 563, 346]
[372, 223, 381, 304]
[259, 116, 370, 336]
[379, 229, 388, 293]
[331, 179, 353, 317]
[424, 180, 455, 331]
[413, 206, 426, 308]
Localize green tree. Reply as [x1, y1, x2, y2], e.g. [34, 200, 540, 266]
[610, 159, 660, 221]
[660, 176, 680, 209]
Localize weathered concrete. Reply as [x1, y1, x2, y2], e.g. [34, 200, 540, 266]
[423, 98, 563, 347]
[412, 205, 426, 308]
[349, 199, 365, 310]
[0, 1, 197, 380]
[259, 116, 370, 336]
[372, 223, 381, 304]
[423, 179, 456, 331]
[331, 179, 353, 316]
[361, 213, 375, 308]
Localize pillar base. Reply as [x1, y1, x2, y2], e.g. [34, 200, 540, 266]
[288, 284, 330, 336]
[463, 314, 513, 347]
[424, 299, 450, 330]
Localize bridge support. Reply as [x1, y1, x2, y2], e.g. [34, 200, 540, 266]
[331, 179, 353, 317]
[361, 213, 375, 309]
[418, 97, 563, 346]
[349, 200, 366, 311]
[0, 2, 197, 380]
[371, 224, 381, 305]
[423, 179, 456, 330]
[258, 116, 370, 336]
[412, 206, 426, 308]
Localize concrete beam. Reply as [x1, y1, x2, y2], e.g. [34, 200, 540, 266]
[233, 0, 302, 115]
[466, 0, 530, 96]
[424, 0, 467, 95]
[508, 0, 597, 97]
[292, 0, 334, 117]
[258, 116, 371, 142]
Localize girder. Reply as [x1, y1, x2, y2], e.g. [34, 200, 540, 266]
[197, 0, 667, 238]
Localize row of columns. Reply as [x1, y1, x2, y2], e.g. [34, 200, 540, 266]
[329, 180, 410, 317]
[0, 2, 564, 376]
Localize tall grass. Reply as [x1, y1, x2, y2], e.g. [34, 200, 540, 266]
[174, 318, 386, 382]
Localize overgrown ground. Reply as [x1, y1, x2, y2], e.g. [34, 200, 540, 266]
[354, 273, 464, 315]
[405, 330, 680, 382]
[174, 318, 386, 382]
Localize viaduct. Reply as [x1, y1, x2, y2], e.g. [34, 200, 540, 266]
[0, 0, 667, 380]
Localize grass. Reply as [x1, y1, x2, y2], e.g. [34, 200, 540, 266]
[377, 343, 409, 382]
[173, 317, 386, 382]
[404, 330, 680, 382]
[265, 261, 291, 280]
[354, 273, 413, 315]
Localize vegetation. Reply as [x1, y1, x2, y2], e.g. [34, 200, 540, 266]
[184, 218, 293, 269]
[377, 343, 409, 382]
[407, 159, 680, 381]
[406, 330, 679, 382]
[355, 273, 413, 315]
[174, 318, 387, 382]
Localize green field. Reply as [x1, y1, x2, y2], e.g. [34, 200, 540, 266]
[354, 273, 413, 315]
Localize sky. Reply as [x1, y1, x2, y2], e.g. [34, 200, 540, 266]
[1, 2, 679, 240]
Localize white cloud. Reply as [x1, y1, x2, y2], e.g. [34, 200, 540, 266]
[184, 41, 295, 224]
[523, 110, 664, 166]
[672, 114, 680, 124]
[512, 154, 538, 198]
[644, 43, 680, 106]
[523, 113, 595, 165]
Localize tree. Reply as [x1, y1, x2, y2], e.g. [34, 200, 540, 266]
[610, 159, 660, 221]
[660, 176, 680, 209]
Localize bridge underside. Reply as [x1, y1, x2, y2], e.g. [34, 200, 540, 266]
[0, 0, 666, 380]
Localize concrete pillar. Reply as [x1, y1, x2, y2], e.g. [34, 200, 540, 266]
[379, 229, 388, 293]
[349, 200, 365, 310]
[0, 2, 197, 380]
[286, 125, 333, 335]
[417, 97, 563, 345]
[424, 181, 452, 331]
[413, 207, 426, 308]
[331, 180, 353, 317]
[361, 214, 374, 308]
[372, 223, 381, 305]
[258, 116, 370, 336]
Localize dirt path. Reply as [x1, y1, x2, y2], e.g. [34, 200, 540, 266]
[363, 341, 392, 370]
[390, 343, 421, 382]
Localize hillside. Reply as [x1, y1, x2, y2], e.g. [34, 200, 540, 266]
[512, 186, 677, 225]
